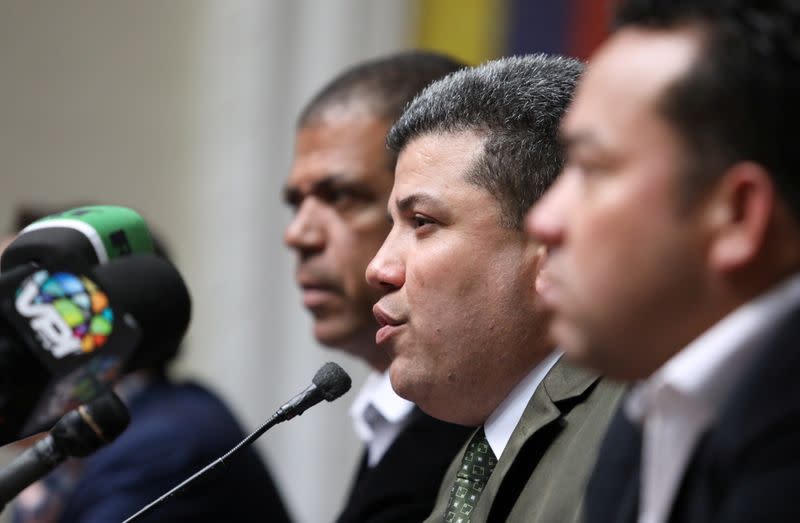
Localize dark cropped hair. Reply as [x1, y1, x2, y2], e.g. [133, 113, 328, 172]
[387, 54, 584, 228]
[299, 51, 465, 129]
[614, 0, 800, 215]
[298, 51, 465, 171]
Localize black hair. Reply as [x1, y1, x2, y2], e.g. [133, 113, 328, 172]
[614, 0, 800, 214]
[298, 50, 466, 127]
[297, 51, 465, 172]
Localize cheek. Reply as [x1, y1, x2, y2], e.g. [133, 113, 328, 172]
[405, 252, 519, 364]
[567, 174, 668, 294]
[572, 201, 696, 329]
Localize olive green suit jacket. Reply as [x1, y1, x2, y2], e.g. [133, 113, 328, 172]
[424, 357, 624, 523]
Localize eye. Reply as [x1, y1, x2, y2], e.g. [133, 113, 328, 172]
[283, 188, 303, 211]
[565, 149, 611, 179]
[319, 186, 353, 205]
[315, 182, 374, 210]
[412, 214, 436, 230]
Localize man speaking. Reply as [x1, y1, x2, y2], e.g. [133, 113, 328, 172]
[366, 54, 623, 522]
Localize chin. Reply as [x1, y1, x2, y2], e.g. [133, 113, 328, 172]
[558, 327, 625, 379]
[313, 316, 355, 344]
[387, 358, 427, 402]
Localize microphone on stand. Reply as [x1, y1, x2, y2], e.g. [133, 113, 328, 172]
[0, 391, 130, 509]
[122, 362, 351, 523]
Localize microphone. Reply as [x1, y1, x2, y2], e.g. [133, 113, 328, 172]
[277, 360, 353, 421]
[1, 205, 155, 272]
[122, 363, 351, 523]
[0, 391, 130, 508]
[0, 204, 157, 443]
[0, 254, 191, 444]
[90, 254, 191, 373]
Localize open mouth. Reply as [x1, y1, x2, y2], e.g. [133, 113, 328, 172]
[373, 305, 406, 345]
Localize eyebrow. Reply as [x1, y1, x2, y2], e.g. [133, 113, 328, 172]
[395, 193, 441, 213]
[561, 129, 610, 151]
[283, 174, 365, 204]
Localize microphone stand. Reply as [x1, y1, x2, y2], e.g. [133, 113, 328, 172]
[123, 362, 350, 523]
[123, 406, 288, 523]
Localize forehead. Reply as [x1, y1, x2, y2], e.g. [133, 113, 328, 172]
[392, 131, 486, 200]
[288, 109, 393, 189]
[564, 26, 703, 142]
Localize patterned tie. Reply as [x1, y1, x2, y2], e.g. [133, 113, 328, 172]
[443, 427, 497, 523]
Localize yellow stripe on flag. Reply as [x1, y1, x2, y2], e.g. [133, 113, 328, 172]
[413, 0, 507, 66]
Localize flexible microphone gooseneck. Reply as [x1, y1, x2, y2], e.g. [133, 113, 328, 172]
[122, 362, 352, 523]
[0, 391, 130, 508]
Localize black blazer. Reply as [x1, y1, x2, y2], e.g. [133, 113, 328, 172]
[585, 304, 800, 523]
[335, 408, 472, 523]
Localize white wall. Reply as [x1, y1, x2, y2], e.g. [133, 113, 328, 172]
[0, 1, 413, 521]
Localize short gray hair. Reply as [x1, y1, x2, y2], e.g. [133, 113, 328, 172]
[388, 54, 584, 228]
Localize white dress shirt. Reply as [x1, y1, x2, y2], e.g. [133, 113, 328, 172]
[626, 272, 800, 523]
[349, 370, 415, 467]
[485, 351, 562, 459]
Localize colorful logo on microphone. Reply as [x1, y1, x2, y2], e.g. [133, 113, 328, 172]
[15, 270, 114, 358]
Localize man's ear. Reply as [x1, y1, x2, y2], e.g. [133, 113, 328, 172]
[533, 244, 550, 296]
[705, 162, 774, 273]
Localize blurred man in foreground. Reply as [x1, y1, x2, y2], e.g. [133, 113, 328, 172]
[366, 54, 623, 523]
[528, 1, 800, 521]
[283, 51, 473, 523]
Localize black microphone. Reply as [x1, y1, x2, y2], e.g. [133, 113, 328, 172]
[90, 254, 191, 373]
[123, 363, 351, 523]
[0, 254, 191, 445]
[0, 391, 130, 508]
[0, 205, 158, 431]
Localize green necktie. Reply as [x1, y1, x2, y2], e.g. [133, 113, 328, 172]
[443, 427, 497, 523]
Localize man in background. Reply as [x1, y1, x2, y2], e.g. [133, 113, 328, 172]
[366, 54, 623, 522]
[283, 51, 473, 522]
[528, 0, 800, 521]
[4, 205, 291, 523]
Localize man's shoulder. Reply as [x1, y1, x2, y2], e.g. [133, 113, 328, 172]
[496, 362, 625, 523]
[713, 304, 800, 452]
[532, 356, 625, 426]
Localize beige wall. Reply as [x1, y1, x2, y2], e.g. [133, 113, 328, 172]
[0, 1, 413, 521]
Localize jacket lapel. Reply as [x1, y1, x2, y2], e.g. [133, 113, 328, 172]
[473, 356, 601, 520]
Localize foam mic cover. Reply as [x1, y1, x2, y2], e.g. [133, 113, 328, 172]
[312, 362, 352, 401]
[91, 255, 191, 372]
[50, 391, 131, 457]
[0, 392, 130, 507]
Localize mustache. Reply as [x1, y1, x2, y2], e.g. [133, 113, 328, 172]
[295, 266, 345, 293]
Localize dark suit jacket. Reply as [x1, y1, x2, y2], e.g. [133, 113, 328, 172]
[335, 408, 473, 523]
[424, 357, 624, 523]
[585, 304, 800, 523]
[57, 378, 291, 523]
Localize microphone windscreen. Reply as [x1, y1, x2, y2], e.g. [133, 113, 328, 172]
[91, 255, 191, 372]
[51, 392, 130, 457]
[83, 391, 131, 442]
[312, 362, 351, 401]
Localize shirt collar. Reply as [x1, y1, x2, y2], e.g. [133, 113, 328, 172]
[484, 351, 562, 459]
[627, 271, 800, 424]
[349, 370, 415, 443]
